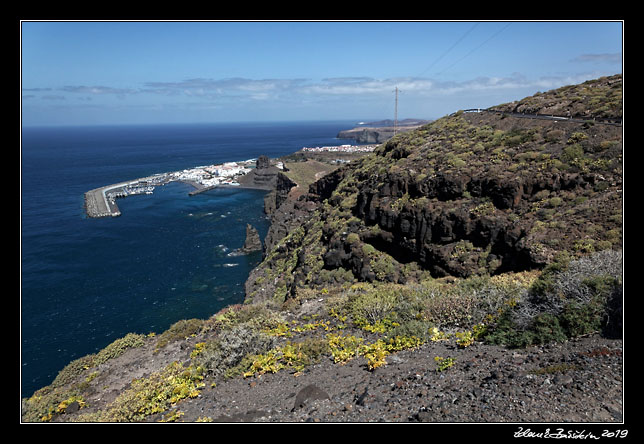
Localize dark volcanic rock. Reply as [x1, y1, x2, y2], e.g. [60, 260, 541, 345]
[263, 173, 297, 215]
[243, 224, 262, 252]
[256, 155, 271, 170]
[245, 75, 622, 300]
[292, 384, 330, 411]
[231, 224, 262, 255]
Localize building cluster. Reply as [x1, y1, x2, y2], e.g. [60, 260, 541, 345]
[171, 161, 252, 187]
[301, 144, 377, 153]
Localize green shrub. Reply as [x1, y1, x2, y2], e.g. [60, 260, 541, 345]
[561, 144, 585, 165]
[49, 333, 146, 390]
[348, 287, 398, 325]
[208, 303, 284, 332]
[240, 338, 331, 377]
[434, 356, 455, 372]
[345, 284, 425, 328]
[95, 333, 146, 364]
[483, 250, 622, 348]
[567, 132, 588, 144]
[420, 287, 477, 328]
[154, 319, 204, 351]
[24, 385, 85, 422]
[385, 319, 434, 342]
[346, 233, 361, 244]
[327, 333, 365, 364]
[23, 332, 147, 422]
[193, 324, 276, 379]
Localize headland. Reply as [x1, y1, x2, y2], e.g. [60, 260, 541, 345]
[336, 118, 431, 143]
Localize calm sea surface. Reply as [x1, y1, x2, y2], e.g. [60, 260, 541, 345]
[21, 120, 356, 397]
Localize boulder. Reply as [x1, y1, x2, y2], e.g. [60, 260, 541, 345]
[292, 384, 330, 411]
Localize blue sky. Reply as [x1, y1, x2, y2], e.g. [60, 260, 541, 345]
[21, 21, 623, 127]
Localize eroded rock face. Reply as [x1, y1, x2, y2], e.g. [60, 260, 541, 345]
[244, 75, 622, 304]
[346, 168, 600, 278]
[264, 173, 297, 216]
[241, 224, 262, 253]
[256, 155, 271, 170]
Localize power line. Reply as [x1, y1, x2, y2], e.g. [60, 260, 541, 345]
[391, 22, 511, 123]
[435, 22, 512, 77]
[416, 22, 479, 78]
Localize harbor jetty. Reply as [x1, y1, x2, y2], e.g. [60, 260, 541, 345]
[84, 174, 170, 218]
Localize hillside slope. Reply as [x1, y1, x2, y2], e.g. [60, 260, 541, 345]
[245, 74, 622, 304]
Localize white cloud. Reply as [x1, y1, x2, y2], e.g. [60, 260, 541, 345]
[142, 78, 307, 99]
[60, 85, 136, 95]
[25, 70, 620, 125]
[571, 53, 622, 64]
[135, 71, 619, 102]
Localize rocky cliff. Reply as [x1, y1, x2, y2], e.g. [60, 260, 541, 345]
[337, 120, 430, 143]
[237, 155, 294, 192]
[245, 74, 623, 304]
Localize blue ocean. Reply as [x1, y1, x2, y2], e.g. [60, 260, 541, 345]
[21, 120, 357, 397]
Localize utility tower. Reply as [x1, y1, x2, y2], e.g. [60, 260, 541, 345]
[394, 86, 399, 136]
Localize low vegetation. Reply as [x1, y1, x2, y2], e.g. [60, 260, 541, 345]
[23, 245, 621, 423]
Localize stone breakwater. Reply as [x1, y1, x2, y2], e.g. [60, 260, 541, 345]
[84, 183, 127, 218]
[84, 175, 171, 218]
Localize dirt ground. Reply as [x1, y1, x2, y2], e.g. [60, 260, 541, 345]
[52, 323, 622, 425]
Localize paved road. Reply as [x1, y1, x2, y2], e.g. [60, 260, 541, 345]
[459, 108, 622, 126]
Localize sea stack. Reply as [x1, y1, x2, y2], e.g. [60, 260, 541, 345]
[240, 224, 262, 253]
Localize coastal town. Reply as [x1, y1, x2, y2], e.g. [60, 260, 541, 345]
[85, 159, 257, 218]
[84, 144, 372, 218]
[301, 144, 377, 153]
[169, 160, 255, 190]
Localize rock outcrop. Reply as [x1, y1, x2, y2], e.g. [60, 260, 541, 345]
[263, 172, 297, 216]
[230, 224, 262, 255]
[338, 125, 423, 144]
[237, 156, 294, 192]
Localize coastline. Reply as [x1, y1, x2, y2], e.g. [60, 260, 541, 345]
[24, 126, 377, 406]
[83, 161, 256, 218]
[82, 144, 372, 218]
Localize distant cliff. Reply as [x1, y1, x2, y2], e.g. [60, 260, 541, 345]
[337, 119, 431, 143]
